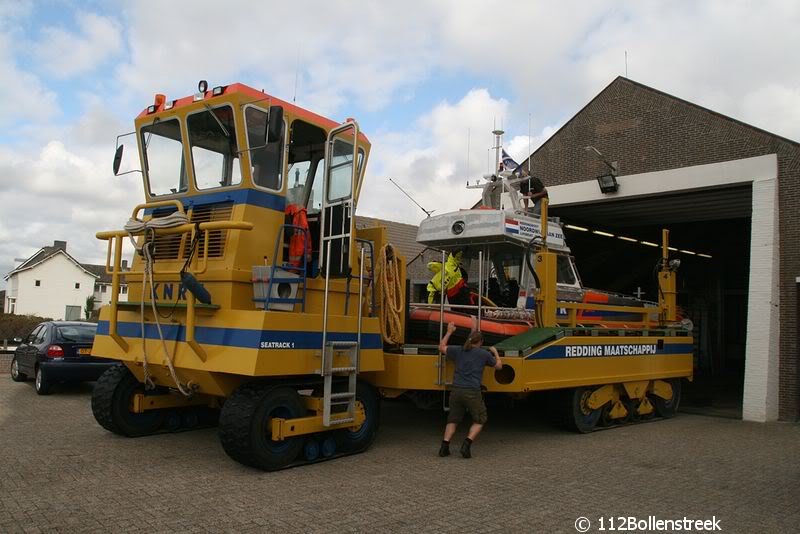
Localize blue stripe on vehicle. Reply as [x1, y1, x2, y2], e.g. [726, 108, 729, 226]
[143, 188, 285, 214]
[525, 343, 694, 360]
[96, 321, 382, 350]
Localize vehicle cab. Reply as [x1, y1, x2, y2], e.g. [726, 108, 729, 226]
[113, 82, 371, 310]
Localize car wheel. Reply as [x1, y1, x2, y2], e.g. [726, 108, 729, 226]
[10, 357, 27, 382]
[34, 367, 52, 395]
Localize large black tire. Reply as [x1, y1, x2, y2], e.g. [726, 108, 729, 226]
[10, 357, 27, 382]
[652, 378, 682, 418]
[335, 381, 381, 453]
[34, 366, 52, 395]
[91, 365, 165, 437]
[219, 385, 305, 471]
[563, 387, 601, 433]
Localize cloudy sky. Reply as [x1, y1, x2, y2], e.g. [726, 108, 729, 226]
[1, 0, 799, 284]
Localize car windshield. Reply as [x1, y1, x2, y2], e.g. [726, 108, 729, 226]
[56, 325, 97, 342]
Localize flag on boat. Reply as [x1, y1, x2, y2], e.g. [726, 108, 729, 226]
[504, 218, 520, 234]
[501, 149, 519, 171]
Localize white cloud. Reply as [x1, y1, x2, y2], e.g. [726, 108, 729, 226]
[116, 0, 439, 117]
[0, 32, 58, 125]
[33, 13, 123, 78]
[0, 133, 139, 282]
[359, 89, 562, 226]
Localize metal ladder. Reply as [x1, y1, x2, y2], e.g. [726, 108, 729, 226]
[262, 224, 309, 311]
[320, 244, 366, 426]
[321, 340, 359, 426]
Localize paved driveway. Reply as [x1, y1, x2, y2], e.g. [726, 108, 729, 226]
[1, 378, 798, 533]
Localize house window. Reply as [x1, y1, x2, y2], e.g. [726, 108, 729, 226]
[95, 284, 100, 292]
[35, 280, 41, 287]
[101, 285, 107, 293]
[75, 282, 80, 289]
[121, 286, 128, 294]
[65, 305, 81, 321]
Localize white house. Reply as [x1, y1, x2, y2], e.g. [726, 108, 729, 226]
[84, 262, 129, 307]
[3, 240, 128, 320]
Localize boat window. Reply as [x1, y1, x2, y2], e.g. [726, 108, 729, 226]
[245, 106, 284, 191]
[187, 105, 242, 191]
[557, 254, 578, 286]
[141, 118, 187, 196]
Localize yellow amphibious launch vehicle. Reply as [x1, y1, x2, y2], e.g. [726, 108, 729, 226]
[90, 81, 693, 470]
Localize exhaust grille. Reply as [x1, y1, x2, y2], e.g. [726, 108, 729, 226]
[183, 202, 233, 259]
[150, 211, 184, 260]
[148, 202, 233, 261]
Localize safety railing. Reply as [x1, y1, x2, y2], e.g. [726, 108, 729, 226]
[95, 200, 253, 360]
[557, 301, 658, 328]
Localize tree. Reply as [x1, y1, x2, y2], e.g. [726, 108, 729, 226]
[85, 295, 96, 320]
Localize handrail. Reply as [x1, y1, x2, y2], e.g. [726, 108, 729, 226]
[413, 299, 655, 330]
[130, 199, 185, 220]
[265, 223, 309, 312]
[96, 220, 254, 240]
[356, 247, 364, 372]
[354, 238, 376, 316]
[437, 249, 446, 387]
[97, 218, 253, 357]
[320, 243, 333, 376]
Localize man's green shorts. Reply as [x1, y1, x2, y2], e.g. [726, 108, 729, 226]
[448, 387, 488, 424]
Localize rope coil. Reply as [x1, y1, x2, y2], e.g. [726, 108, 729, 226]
[125, 213, 193, 397]
[377, 244, 404, 344]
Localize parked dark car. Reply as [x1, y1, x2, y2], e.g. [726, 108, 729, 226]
[10, 321, 115, 395]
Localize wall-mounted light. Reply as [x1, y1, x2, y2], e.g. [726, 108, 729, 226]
[596, 173, 619, 194]
[585, 146, 619, 194]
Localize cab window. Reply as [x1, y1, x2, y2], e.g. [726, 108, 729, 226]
[141, 118, 187, 196]
[326, 138, 364, 202]
[245, 106, 284, 191]
[187, 105, 242, 190]
[286, 119, 326, 212]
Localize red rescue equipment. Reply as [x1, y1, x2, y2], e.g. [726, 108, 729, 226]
[285, 204, 311, 267]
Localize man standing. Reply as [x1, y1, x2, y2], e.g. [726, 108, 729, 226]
[518, 170, 548, 215]
[438, 322, 502, 458]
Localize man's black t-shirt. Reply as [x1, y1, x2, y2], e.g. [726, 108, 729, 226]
[446, 346, 497, 389]
[519, 176, 546, 196]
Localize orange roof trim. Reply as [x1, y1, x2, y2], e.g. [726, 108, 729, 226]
[135, 82, 370, 144]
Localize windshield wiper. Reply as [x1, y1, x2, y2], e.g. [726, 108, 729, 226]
[203, 104, 230, 138]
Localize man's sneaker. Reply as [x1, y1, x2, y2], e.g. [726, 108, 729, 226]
[438, 442, 451, 457]
[460, 440, 472, 459]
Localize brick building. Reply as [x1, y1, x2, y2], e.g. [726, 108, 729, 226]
[519, 77, 799, 422]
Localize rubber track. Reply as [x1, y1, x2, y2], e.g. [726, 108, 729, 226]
[218, 382, 266, 468]
[218, 382, 375, 471]
[91, 364, 128, 435]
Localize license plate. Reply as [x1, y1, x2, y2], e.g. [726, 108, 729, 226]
[78, 348, 91, 355]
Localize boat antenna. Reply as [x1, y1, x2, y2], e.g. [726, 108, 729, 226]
[389, 178, 435, 217]
[528, 113, 532, 173]
[292, 51, 300, 103]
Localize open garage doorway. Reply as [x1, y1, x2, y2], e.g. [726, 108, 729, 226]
[552, 185, 753, 418]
